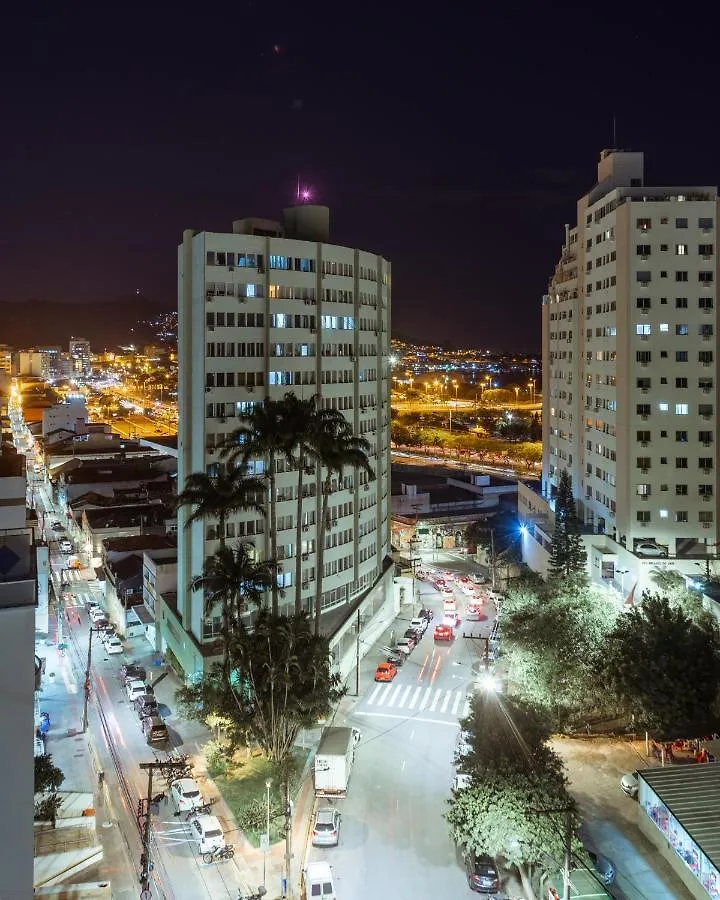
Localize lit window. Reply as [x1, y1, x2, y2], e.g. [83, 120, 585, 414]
[675, 244, 688, 255]
[675, 403, 689, 415]
[246, 284, 256, 298]
[659, 323, 669, 332]
[659, 403, 669, 412]
[636, 324, 652, 335]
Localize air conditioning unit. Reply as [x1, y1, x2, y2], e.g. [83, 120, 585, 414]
[206, 293, 214, 302]
[239, 296, 247, 303]
[311, 328, 317, 334]
[228, 265, 234, 272]
[640, 308, 649, 315]
[703, 468, 712, 474]
[349, 487, 354, 494]
[639, 494, 649, 500]
[302, 581, 309, 589]
[641, 387, 649, 393]
[640, 441, 649, 447]
[641, 415, 649, 420]
[703, 388, 712, 393]
[640, 468, 649, 474]
[303, 525, 309, 532]
[364, 484, 369, 492]
[702, 523, 712, 529]
[640, 335, 649, 341]
[639, 520, 649, 527]
[207, 324, 215, 331]
[248, 386, 254, 393]
[205, 386, 212, 393]
[703, 414, 712, 420]
[302, 553, 309, 560]
[220, 417, 226, 423]
[703, 495, 712, 502]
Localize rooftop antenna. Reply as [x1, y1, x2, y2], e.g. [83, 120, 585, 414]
[296, 175, 301, 202]
[612, 114, 617, 149]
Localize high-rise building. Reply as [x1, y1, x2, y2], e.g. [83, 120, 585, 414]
[68, 337, 91, 377]
[521, 150, 719, 590]
[171, 204, 393, 675]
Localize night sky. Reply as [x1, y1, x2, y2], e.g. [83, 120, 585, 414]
[2, 5, 719, 351]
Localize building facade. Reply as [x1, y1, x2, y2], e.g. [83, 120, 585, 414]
[530, 149, 719, 590]
[173, 205, 392, 675]
[68, 337, 91, 377]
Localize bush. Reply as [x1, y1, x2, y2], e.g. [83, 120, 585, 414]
[34, 793, 63, 823]
[204, 739, 230, 777]
[35, 754, 64, 793]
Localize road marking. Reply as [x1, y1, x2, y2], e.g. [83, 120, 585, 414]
[451, 691, 462, 716]
[367, 684, 382, 706]
[399, 685, 412, 708]
[376, 686, 390, 707]
[387, 685, 403, 708]
[356, 710, 462, 728]
[440, 691, 451, 714]
[429, 688, 442, 712]
[401, 760, 406, 772]
[408, 686, 422, 710]
[419, 687, 431, 711]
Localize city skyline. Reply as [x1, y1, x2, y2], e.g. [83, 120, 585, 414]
[3, 6, 720, 348]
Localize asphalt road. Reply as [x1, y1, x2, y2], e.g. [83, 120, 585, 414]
[306, 573, 503, 898]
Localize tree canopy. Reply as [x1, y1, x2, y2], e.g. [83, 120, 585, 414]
[547, 470, 587, 583]
[598, 592, 720, 738]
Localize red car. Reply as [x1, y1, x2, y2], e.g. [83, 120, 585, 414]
[374, 662, 397, 682]
[434, 624, 454, 642]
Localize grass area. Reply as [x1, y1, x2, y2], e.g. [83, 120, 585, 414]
[212, 747, 310, 847]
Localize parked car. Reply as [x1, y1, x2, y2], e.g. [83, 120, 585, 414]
[395, 637, 415, 654]
[85, 597, 100, 612]
[635, 541, 668, 558]
[620, 771, 639, 798]
[402, 630, 418, 648]
[89, 606, 107, 623]
[469, 572, 486, 584]
[311, 807, 341, 847]
[135, 695, 160, 717]
[409, 617, 428, 635]
[386, 651, 404, 667]
[465, 853, 500, 893]
[51, 521, 63, 531]
[121, 663, 146, 685]
[418, 607, 434, 622]
[434, 624, 453, 642]
[58, 540, 73, 553]
[391, 642, 413, 656]
[142, 715, 169, 745]
[189, 814, 225, 855]
[92, 618, 111, 633]
[171, 777, 203, 814]
[374, 662, 397, 682]
[103, 635, 123, 655]
[127, 679, 153, 703]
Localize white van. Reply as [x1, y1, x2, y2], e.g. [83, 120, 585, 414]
[190, 814, 225, 854]
[302, 860, 336, 900]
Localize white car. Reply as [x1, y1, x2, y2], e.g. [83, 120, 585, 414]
[620, 771, 639, 798]
[103, 635, 123, 655]
[90, 606, 107, 623]
[635, 541, 668, 558]
[58, 540, 73, 553]
[126, 679, 152, 702]
[171, 777, 203, 813]
[469, 572, 486, 584]
[190, 814, 225, 854]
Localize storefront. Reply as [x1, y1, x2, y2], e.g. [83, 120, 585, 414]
[637, 763, 720, 899]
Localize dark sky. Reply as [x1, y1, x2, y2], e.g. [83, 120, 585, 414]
[2, 4, 719, 351]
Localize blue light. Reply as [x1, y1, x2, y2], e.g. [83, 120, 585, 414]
[519, 524, 528, 535]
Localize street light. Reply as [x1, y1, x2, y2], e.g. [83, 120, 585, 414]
[528, 378, 536, 404]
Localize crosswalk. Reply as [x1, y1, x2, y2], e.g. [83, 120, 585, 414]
[363, 682, 471, 722]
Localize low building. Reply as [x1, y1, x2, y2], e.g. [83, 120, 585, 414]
[636, 763, 720, 899]
[41, 397, 88, 438]
[142, 548, 177, 650]
[82, 501, 171, 560]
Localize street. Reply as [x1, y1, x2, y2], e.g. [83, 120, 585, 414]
[305, 571, 502, 898]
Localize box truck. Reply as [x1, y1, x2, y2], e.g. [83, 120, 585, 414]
[313, 727, 356, 797]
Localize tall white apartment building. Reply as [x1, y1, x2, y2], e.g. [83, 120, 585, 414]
[171, 204, 393, 675]
[523, 150, 719, 590]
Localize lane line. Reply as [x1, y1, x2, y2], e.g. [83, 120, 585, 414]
[451, 691, 462, 716]
[355, 710, 461, 728]
[408, 686, 422, 710]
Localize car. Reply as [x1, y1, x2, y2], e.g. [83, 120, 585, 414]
[68, 557, 82, 569]
[443, 597, 457, 613]
[85, 597, 100, 611]
[121, 663, 147, 685]
[311, 807, 341, 847]
[386, 651, 404, 667]
[51, 522, 63, 531]
[443, 612, 461, 629]
[434, 624, 453, 642]
[395, 637, 415, 653]
[135, 694, 159, 717]
[90, 606, 106, 623]
[620, 771, 639, 798]
[635, 541, 669, 558]
[452, 773, 472, 791]
[587, 849, 616, 885]
[127, 679, 153, 703]
[402, 630, 418, 648]
[409, 617, 428, 634]
[469, 572, 486, 584]
[465, 608, 486, 622]
[171, 777, 203, 814]
[142, 715, 169, 745]
[190, 814, 225, 855]
[418, 607, 434, 622]
[58, 540, 73, 553]
[103, 635, 123, 655]
[374, 662, 397, 682]
[391, 642, 413, 656]
[465, 853, 500, 893]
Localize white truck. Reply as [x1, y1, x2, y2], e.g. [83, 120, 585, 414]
[313, 726, 356, 797]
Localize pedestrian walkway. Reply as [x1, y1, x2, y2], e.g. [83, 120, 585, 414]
[360, 682, 470, 724]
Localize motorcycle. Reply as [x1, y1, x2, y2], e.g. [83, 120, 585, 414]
[238, 888, 266, 900]
[202, 844, 234, 864]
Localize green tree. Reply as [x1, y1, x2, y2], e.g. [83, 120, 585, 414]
[221, 401, 296, 613]
[35, 753, 65, 793]
[599, 592, 720, 737]
[547, 470, 587, 583]
[501, 582, 618, 721]
[648, 567, 712, 626]
[190, 541, 275, 673]
[312, 420, 374, 635]
[176, 465, 264, 551]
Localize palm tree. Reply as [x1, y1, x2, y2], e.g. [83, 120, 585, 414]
[282, 394, 348, 615]
[313, 421, 375, 635]
[176, 465, 265, 550]
[191, 542, 274, 673]
[221, 401, 295, 614]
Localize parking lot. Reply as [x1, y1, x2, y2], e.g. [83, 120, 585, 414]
[553, 737, 694, 899]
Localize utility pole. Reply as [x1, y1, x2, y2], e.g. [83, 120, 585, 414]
[527, 805, 574, 900]
[284, 772, 293, 899]
[138, 759, 189, 899]
[82, 627, 93, 733]
[354, 608, 361, 697]
[490, 528, 496, 591]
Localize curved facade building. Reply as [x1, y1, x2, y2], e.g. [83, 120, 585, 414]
[170, 206, 393, 674]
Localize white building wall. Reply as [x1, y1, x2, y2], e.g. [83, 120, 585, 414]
[174, 211, 391, 675]
[543, 149, 719, 575]
[42, 399, 88, 437]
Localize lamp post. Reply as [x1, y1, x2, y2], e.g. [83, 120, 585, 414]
[263, 778, 272, 888]
[528, 378, 536, 405]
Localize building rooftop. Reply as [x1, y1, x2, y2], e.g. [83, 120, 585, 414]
[108, 554, 143, 583]
[102, 534, 176, 553]
[0, 450, 24, 478]
[84, 503, 168, 530]
[639, 762, 720, 870]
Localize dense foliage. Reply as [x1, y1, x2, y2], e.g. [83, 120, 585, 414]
[547, 470, 587, 583]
